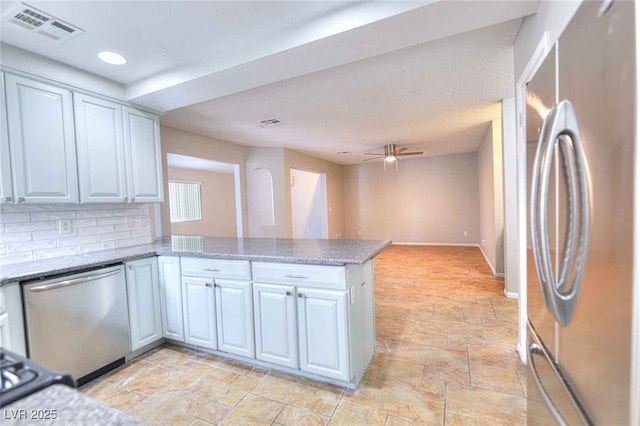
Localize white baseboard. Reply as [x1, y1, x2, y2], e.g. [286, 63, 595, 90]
[392, 242, 479, 247]
[503, 288, 518, 299]
[479, 245, 496, 274]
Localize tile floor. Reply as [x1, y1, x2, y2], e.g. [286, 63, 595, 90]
[82, 245, 526, 425]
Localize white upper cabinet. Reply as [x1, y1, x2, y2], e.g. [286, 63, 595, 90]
[123, 107, 164, 203]
[0, 73, 13, 204]
[215, 279, 255, 358]
[5, 74, 78, 203]
[74, 94, 126, 203]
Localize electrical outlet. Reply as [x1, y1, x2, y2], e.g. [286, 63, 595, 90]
[59, 219, 72, 235]
[464, 231, 468, 237]
[357, 230, 362, 236]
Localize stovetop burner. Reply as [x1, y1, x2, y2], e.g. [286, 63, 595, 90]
[0, 349, 75, 407]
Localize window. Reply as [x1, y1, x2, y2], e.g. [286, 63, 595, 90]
[168, 181, 202, 223]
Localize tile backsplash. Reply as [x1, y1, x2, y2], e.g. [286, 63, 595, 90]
[0, 203, 154, 266]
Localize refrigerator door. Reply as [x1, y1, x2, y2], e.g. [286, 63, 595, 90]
[527, 323, 589, 426]
[526, 45, 558, 356]
[556, 1, 636, 424]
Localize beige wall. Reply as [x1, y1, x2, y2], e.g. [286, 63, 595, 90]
[343, 153, 479, 244]
[478, 119, 505, 276]
[245, 147, 288, 238]
[168, 167, 237, 237]
[244, 147, 345, 239]
[160, 126, 247, 237]
[284, 150, 344, 239]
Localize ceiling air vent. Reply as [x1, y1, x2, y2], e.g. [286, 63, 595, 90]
[7, 4, 84, 42]
[258, 118, 281, 128]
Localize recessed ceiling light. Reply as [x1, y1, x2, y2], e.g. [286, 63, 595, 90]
[98, 51, 127, 65]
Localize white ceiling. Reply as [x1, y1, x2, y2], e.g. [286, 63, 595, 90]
[161, 19, 518, 164]
[0, 1, 539, 165]
[167, 153, 235, 174]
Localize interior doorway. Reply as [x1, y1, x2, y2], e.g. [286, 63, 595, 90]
[290, 169, 328, 239]
[166, 153, 243, 238]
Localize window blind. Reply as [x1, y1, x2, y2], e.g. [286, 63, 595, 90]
[169, 181, 202, 223]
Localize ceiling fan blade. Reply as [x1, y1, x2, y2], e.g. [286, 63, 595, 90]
[397, 151, 423, 156]
[363, 156, 383, 162]
[363, 153, 384, 156]
[395, 147, 407, 154]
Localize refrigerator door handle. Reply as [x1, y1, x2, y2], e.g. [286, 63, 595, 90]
[531, 103, 558, 308]
[529, 343, 569, 426]
[544, 100, 591, 326]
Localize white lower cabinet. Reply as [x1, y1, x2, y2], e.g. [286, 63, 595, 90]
[253, 283, 298, 368]
[158, 256, 184, 341]
[182, 276, 217, 349]
[297, 288, 350, 382]
[126, 258, 163, 351]
[215, 280, 255, 358]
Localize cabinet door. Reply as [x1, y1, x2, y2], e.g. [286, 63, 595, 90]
[297, 288, 350, 381]
[123, 107, 163, 202]
[5, 74, 78, 203]
[215, 280, 255, 358]
[0, 73, 13, 204]
[126, 258, 162, 351]
[182, 276, 216, 349]
[253, 283, 298, 368]
[158, 256, 184, 341]
[74, 94, 126, 203]
[0, 313, 11, 349]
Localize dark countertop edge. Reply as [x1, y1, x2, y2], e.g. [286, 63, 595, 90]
[0, 240, 392, 284]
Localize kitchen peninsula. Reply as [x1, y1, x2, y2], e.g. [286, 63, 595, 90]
[1, 236, 391, 389]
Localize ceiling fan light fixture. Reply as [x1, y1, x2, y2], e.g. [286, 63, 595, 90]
[384, 155, 397, 163]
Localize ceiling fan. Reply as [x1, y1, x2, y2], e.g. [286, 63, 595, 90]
[363, 144, 424, 170]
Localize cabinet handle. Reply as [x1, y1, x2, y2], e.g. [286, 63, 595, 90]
[203, 268, 220, 272]
[206, 282, 213, 288]
[18, 197, 25, 203]
[285, 274, 307, 279]
[286, 291, 292, 296]
[297, 293, 304, 298]
[5, 197, 12, 202]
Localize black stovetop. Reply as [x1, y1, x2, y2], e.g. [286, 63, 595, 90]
[0, 348, 76, 407]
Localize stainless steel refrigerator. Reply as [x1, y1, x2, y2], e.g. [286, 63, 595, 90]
[526, 1, 639, 424]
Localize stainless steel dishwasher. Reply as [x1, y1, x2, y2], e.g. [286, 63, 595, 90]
[22, 265, 130, 383]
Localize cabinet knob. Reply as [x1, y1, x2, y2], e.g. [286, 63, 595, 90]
[205, 282, 213, 288]
[286, 291, 292, 296]
[124, 197, 128, 203]
[5, 196, 12, 202]
[18, 197, 25, 203]
[297, 293, 304, 298]
[131, 197, 136, 203]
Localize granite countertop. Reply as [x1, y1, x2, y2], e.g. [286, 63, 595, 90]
[3, 384, 144, 425]
[0, 236, 392, 284]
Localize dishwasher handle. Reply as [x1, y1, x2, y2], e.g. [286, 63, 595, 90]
[29, 268, 122, 293]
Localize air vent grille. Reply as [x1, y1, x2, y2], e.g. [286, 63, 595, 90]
[7, 4, 84, 42]
[258, 118, 281, 128]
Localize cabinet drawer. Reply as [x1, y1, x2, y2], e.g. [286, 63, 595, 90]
[252, 262, 346, 289]
[181, 258, 251, 280]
